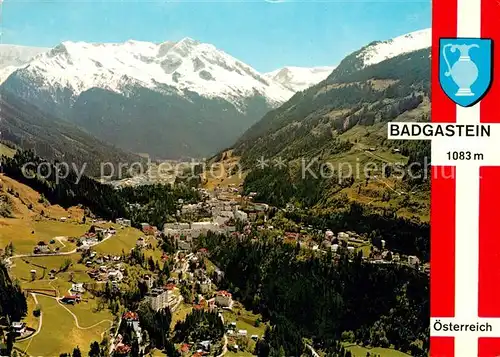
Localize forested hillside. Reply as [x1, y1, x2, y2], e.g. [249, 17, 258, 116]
[0, 91, 143, 177]
[1, 150, 200, 227]
[198, 232, 429, 357]
[232, 48, 431, 222]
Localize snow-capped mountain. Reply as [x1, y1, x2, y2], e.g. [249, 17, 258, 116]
[0, 44, 49, 84]
[358, 28, 431, 68]
[1, 38, 294, 159]
[4, 38, 293, 108]
[264, 66, 336, 92]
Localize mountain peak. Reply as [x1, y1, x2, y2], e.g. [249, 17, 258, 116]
[177, 37, 199, 46]
[265, 65, 336, 92]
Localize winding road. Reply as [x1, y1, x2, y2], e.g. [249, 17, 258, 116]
[6, 233, 113, 265]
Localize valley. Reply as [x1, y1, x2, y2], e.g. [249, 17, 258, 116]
[0, 161, 428, 357]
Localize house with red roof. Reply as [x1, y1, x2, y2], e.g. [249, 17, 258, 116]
[60, 295, 81, 304]
[179, 343, 190, 355]
[115, 344, 131, 355]
[122, 311, 139, 321]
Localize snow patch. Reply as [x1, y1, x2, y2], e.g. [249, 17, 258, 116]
[359, 28, 431, 68]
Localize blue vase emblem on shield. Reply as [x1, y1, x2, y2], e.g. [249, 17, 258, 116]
[439, 38, 493, 107]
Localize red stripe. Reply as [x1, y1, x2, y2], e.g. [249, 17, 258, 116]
[431, 166, 456, 317]
[431, 0, 458, 124]
[479, 338, 500, 357]
[430, 337, 455, 357]
[478, 167, 500, 317]
[480, 0, 500, 123]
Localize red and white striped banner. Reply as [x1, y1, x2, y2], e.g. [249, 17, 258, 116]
[430, 0, 500, 356]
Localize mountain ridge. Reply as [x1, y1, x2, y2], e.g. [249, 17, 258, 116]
[3, 37, 293, 107]
[0, 37, 297, 159]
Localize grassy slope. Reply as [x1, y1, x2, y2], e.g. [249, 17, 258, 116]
[344, 344, 412, 357]
[1, 176, 151, 356]
[15, 295, 110, 357]
[0, 143, 16, 157]
[203, 149, 246, 191]
[94, 226, 143, 255]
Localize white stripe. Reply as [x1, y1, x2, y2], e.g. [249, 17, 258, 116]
[454, 164, 480, 313]
[457, 0, 481, 37]
[455, 0, 481, 356]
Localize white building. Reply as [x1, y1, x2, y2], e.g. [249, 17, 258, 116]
[71, 283, 85, 293]
[408, 255, 420, 266]
[147, 287, 176, 311]
[215, 290, 232, 307]
[181, 204, 200, 214]
[234, 210, 248, 222]
[148, 288, 168, 311]
[199, 278, 212, 294]
[107, 270, 123, 282]
[12, 322, 26, 335]
[214, 215, 232, 226]
[116, 218, 131, 227]
[338, 232, 350, 240]
[191, 222, 220, 238]
[164, 222, 190, 231]
[144, 275, 153, 289]
[191, 222, 218, 230]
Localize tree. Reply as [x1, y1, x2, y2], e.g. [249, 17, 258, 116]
[131, 339, 140, 357]
[278, 346, 286, 357]
[72, 346, 82, 357]
[33, 305, 41, 317]
[89, 341, 101, 357]
[60, 258, 72, 272]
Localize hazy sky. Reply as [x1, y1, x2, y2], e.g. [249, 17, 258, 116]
[1, 0, 431, 72]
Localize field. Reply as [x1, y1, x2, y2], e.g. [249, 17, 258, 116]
[94, 226, 143, 255]
[0, 219, 89, 255]
[344, 344, 412, 357]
